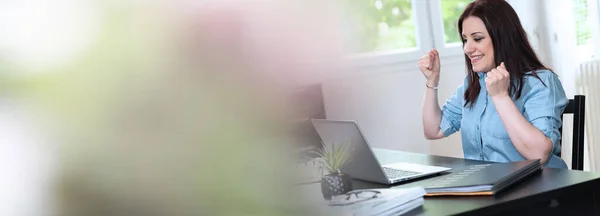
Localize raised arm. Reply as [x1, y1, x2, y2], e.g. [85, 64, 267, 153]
[419, 49, 460, 140]
[419, 49, 443, 139]
[419, 49, 464, 140]
[486, 64, 568, 164]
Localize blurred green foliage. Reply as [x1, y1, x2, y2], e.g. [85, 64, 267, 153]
[573, 0, 591, 46]
[354, 0, 471, 53]
[441, 0, 471, 44]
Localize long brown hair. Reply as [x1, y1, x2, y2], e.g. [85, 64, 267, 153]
[458, 0, 551, 108]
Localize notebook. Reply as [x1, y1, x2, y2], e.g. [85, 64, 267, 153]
[424, 159, 542, 196]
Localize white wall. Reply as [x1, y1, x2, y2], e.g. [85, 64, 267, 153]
[321, 56, 466, 158]
[508, 0, 552, 67]
[539, 0, 591, 171]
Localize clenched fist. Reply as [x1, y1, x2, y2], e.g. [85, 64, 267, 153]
[485, 62, 510, 98]
[418, 49, 441, 85]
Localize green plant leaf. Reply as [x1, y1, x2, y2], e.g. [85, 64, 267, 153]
[334, 142, 344, 171]
[313, 139, 352, 174]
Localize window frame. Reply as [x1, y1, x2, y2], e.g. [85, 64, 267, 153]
[343, 0, 466, 69]
[428, 0, 466, 58]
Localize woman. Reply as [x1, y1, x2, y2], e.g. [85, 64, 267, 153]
[418, 0, 569, 168]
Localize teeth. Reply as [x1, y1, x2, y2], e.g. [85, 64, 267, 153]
[471, 55, 482, 60]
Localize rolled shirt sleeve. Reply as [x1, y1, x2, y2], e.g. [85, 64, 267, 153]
[523, 71, 569, 155]
[440, 83, 465, 137]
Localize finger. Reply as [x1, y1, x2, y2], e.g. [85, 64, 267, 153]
[499, 69, 509, 79]
[419, 62, 429, 70]
[421, 58, 430, 66]
[489, 69, 498, 76]
[500, 65, 510, 77]
[494, 67, 507, 79]
[432, 49, 439, 58]
[488, 69, 498, 79]
[428, 54, 434, 69]
[487, 69, 494, 77]
[497, 62, 506, 72]
[494, 69, 503, 79]
[419, 61, 431, 71]
[423, 52, 431, 58]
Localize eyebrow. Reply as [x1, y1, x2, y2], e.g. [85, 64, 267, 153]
[461, 31, 484, 37]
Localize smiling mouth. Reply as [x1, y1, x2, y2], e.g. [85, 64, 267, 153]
[470, 55, 483, 63]
[470, 55, 483, 60]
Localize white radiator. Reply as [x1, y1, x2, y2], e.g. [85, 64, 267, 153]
[576, 59, 600, 171]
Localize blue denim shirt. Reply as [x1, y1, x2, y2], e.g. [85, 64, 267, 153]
[440, 70, 568, 169]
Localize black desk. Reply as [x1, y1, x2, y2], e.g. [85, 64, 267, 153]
[354, 149, 600, 216]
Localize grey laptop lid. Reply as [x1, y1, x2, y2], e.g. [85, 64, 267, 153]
[310, 119, 391, 184]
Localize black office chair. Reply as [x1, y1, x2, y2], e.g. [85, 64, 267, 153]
[558, 95, 586, 170]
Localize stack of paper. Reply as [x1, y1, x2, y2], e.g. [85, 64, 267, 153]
[325, 187, 425, 216]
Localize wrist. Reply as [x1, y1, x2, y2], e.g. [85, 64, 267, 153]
[425, 83, 438, 90]
[491, 93, 511, 102]
[426, 80, 439, 87]
[425, 81, 439, 90]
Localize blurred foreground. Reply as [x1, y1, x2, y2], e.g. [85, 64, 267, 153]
[0, 0, 356, 215]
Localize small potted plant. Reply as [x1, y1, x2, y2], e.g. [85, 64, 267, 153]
[314, 140, 353, 200]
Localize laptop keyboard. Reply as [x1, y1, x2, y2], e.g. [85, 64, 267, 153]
[382, 167, 422, 179]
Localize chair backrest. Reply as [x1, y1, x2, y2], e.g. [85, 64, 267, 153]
[559, 95, 586, 170]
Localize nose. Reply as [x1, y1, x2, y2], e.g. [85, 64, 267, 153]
[463, 41, 475, 55]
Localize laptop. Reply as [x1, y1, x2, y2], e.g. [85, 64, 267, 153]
[311, 119, 451, 185]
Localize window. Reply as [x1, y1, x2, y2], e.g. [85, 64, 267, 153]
[344, 0, 472, 67]
[344, 0, 431, 67]
[573, 0, 591, 46]
[572, 0, 596, 59]
[428, 0, 472, 57]
[441, 0, 470, 45]
[352, 0, 417, 53]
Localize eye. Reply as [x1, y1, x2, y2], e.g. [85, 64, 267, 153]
[474, 37, 483, 42]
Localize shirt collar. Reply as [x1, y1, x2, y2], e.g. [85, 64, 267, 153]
[477, 72, 486, 79]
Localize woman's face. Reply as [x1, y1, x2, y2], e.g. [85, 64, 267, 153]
[462, 16, 495, 73]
